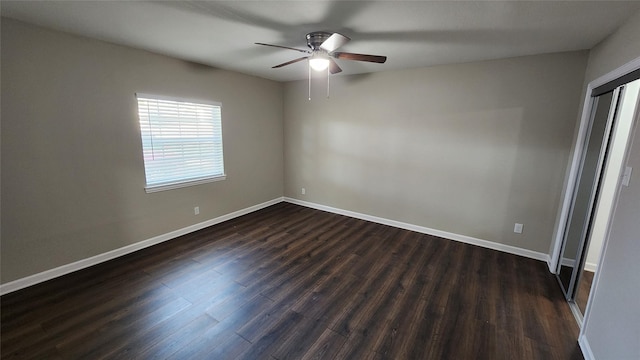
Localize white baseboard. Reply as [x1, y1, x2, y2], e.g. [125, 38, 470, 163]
[584, 262, 598, 272]
[0, 197, 284, 296]
[284, 197, 550, 264]
[579, 334, 594, 360]
[1, 196, 553, 296]
[560, 257, 598, 273]
[562, 257, 576, 267]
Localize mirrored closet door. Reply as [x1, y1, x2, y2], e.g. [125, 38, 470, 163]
[557, 76, 640, 321]
[556, 89, 620, 305]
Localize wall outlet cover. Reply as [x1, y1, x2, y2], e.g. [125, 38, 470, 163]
[514, 223, 523, 234]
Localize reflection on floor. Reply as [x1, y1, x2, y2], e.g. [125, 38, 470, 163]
[558, 264, 574, 294]
[576, 270, 595, 314]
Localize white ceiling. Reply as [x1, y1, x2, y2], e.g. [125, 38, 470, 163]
[3, 1, 640, 82]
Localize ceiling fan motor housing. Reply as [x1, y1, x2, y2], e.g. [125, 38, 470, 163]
[306, 31, 332, 51]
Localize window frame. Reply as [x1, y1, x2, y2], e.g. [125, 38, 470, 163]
[135, 93, 226, 193]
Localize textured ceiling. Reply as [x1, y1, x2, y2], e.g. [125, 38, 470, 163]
[3, 1, 640, 82]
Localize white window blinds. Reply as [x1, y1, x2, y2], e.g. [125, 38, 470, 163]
[136, 94, 225, 192]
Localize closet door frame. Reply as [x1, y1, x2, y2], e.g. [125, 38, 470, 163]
[549, 56, 640, 275]
[555, 88, 620, 301]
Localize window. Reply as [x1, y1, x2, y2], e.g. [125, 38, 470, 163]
[136, 93, 225, 193]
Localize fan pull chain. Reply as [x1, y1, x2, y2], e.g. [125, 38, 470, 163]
[327, 66, 330, 98]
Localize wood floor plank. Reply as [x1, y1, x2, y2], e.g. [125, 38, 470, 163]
[270, 316, 328, 360]
[54, 296, 193, 359]
[132, 314, 219, 360]
[175, 274, 244, 307]
[326, 229, 413, 337]
[0, 203, 582, 360]
[40, 282, 177, 334]
[289, 258, 360, 317]
[235, 310, 304, 360]
[299, 327, 348, 360]
[167, 294, 274, 359]
[198, 331, 252, 360]
[235, 294, 294, 344]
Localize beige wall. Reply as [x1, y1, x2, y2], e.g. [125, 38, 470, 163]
[584, 101, 640, 360]
[552, 10, 640, 275]
[585, 81, 639, 270]
[581, 91, 640, 359]
[584, 10, 640, 84]
[579, 10, 640, 360]
[284, 52, 587, 254]
[1, 19, 284, 283]
[578, 9, 640, 269]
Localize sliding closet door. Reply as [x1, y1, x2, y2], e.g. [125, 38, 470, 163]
[557, 90, 619, 299]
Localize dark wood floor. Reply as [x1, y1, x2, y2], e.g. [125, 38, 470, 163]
[1, 203, 583, 359]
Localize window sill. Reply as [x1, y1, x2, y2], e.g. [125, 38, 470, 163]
[145, 175, 226, 193]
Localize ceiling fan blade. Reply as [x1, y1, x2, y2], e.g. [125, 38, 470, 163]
[255, 43, 310, 54]
[332, 52, 387, 63]
[320, 33, 350, 52]
[329, 58, 342, 74]
[272, 56, 309, 68]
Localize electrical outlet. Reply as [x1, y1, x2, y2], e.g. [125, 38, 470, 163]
[301, 188, 306, 195]
[514, 223, 523, 234]
[194, 206, 200, 215]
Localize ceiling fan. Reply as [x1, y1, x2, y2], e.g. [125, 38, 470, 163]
[256, 31, 387, 74]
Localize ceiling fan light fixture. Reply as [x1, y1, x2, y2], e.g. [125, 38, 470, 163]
[308, 53, 330, 71]
[257, 31, 386, 77]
